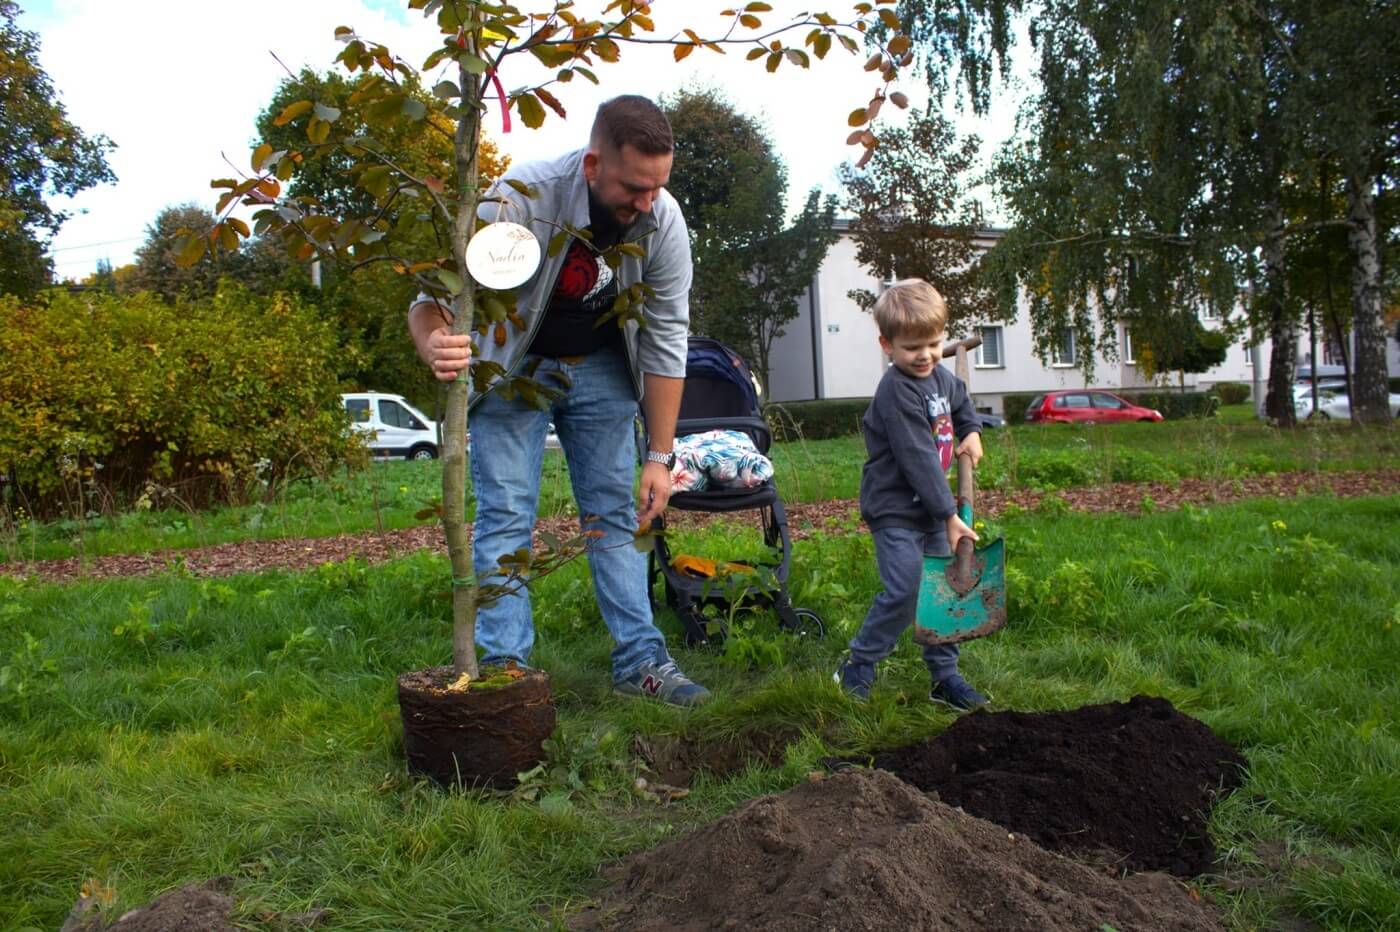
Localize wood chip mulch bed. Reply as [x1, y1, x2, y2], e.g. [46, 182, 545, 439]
[6, 469, 1396, 586]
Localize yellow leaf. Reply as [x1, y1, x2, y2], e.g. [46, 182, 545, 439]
[674, 42, 695, 62]
[448, 672, 472, 691]
[273, 99, 313, 126]
[251, 143, 273, 172]
[847, 107, 868, 127]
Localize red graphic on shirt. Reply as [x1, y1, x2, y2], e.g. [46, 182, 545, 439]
[934, 414, 955, 471]
[555, 240, 598, 298]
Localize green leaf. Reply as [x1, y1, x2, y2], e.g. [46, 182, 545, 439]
[515, 93, 546, 129]
[437, 269, 465, 294]
[433, 80, 460, 99]
[548, 231, 568, 257]
[505, 179, 538, 199]
[456, 50, 490, 74]
[173, 233, 206, 268]
[313, 102, 342, 122]
[401, 98, 427, 121]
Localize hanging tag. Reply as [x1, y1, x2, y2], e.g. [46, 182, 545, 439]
[465, 222, 540, 289]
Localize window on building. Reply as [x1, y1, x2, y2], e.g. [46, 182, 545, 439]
[1122, 326, 1138, 364]
[975, 326, 1004, 368]
[1200, 304, 1220, 321]
[1051, 329, 1077, 367]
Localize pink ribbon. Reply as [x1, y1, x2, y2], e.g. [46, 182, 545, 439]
[488, 69, 511, 134]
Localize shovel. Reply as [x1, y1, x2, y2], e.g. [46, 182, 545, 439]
[914, 339, 1007, 646]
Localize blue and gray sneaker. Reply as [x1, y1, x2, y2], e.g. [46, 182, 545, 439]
[928, 674, 989, 712]
[614, 656, 711, 707]
[833, 655, 876, 700]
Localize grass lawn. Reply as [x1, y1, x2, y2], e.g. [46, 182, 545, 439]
[4, 406, 1396, 564]
[3, 493, 1397, 929]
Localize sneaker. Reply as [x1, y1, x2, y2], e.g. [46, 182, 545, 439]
[614, 657, 711, 707]
[833, 655, 876, 700]
[929, 674, 989, 712]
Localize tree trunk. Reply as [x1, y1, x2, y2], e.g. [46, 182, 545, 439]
[446, 60, 483, 678]
[1261, 202, 1298, 426]
[1346, 172, 1390, 425]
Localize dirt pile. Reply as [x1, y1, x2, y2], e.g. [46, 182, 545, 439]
[64, 878, 240, 932]
[871, 695, 1247, 876]
[570, 768, 1222, 932]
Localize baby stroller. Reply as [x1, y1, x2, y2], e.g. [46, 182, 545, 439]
[648, 336, 826, 646]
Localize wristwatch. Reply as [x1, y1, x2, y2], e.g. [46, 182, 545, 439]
[646, 449, 676, 469]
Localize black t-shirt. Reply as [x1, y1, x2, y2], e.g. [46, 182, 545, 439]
[527, 189, 628, 358]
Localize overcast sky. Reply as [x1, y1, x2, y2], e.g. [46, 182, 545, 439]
[18, 0, 1022, 281]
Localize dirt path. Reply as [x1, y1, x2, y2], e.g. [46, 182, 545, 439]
[6, 469, 1397, 585]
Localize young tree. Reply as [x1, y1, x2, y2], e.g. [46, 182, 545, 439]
[182, 1, 915, 684]
[663, 87, 839, 387]
[838, 108, 997, 330]
[0, 1, 114, 297]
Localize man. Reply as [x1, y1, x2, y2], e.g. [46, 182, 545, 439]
[408, 95, 709, 706]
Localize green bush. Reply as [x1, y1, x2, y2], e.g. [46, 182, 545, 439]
[1212, 381, 1251, 405]
[765, 398, 869, 441]
[0, 285, 355, 517]
[1002, 393, 1039, 425]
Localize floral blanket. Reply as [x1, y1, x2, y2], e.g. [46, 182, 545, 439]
[670, 429, 773, 492]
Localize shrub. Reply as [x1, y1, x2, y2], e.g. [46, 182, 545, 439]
[1213, 381, 1251, 405]
[0, 285, 355, 517]
[1119, 390, 1217, 419]
[1001, 393, 1039, 426]
[764, 399, 869, 441]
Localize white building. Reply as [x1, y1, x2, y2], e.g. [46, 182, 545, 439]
[766, 223, 1399, 415]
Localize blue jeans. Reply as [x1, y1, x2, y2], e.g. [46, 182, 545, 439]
[849, 525, 961, 680]
[469, 347, 666, 680]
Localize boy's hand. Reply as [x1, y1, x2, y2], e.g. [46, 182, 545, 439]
[947, 513, 979, 551]
[955, 432, 984, 467]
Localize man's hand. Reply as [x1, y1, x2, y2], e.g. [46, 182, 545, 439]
[955, 431, 984, 467]
[636, 461, 673, 527]
[427, 327, 472, 382]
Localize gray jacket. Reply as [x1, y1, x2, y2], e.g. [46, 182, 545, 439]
[417, 148, 692, 410]
[859, 363, 981, 531]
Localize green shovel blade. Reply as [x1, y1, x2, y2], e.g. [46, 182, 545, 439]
[914, 536, 1007, 646]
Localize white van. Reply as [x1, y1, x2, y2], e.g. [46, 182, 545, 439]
[341, 392, 440, 461]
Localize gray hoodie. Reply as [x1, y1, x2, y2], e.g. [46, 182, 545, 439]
[859, 362, 981, 531]
[416, 147, 692, 411]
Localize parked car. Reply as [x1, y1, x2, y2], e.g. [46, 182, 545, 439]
[975, 412, 1005, 430]
[1024, 390, 1164, 424]
[1293, 384, 1400, 420]
[342, 392, 441, 460]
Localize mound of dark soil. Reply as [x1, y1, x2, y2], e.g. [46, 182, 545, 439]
[65, 878, 240, 932]
[871, 695, 1248, 876]
[570, 768, 1221, 931]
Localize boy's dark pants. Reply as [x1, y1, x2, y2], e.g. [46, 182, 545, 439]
[848, 525, 959, 680]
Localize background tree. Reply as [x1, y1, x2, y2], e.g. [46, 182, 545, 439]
[1128, 309, 1230, 391]
[122, 204, 249, 302]
[663, 87, 838, 388]
[838, 108, 997, 331]
[0, 0, 114, 297]
[899, 0, 1397, 423]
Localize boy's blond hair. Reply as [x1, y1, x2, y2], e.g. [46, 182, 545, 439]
[873, 279, 947, 340]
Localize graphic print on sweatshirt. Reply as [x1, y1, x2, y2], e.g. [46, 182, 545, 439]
[926, 393, 955, 471]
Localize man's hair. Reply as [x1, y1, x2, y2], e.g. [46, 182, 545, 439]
[590, 95, 674, 155]
[873, 279, 948, 340]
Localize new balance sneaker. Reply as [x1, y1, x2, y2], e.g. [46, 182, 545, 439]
[833, 655, 876, 700]
[614, 657, 711, 707]
[928, 674, 989, 712]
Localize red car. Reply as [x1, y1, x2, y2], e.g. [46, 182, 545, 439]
[1024, 390, 1163, 424]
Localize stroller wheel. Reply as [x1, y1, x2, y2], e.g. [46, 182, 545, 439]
[785, 608, 826, 640]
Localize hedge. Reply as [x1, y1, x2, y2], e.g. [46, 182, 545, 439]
[1001, 389, 1219, 425]
[0, 285, 356, 517]
[764, 399, 869, 440]
[1212, 382, 1251, 405]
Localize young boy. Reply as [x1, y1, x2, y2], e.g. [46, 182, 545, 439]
[834, 279, 989, 711]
